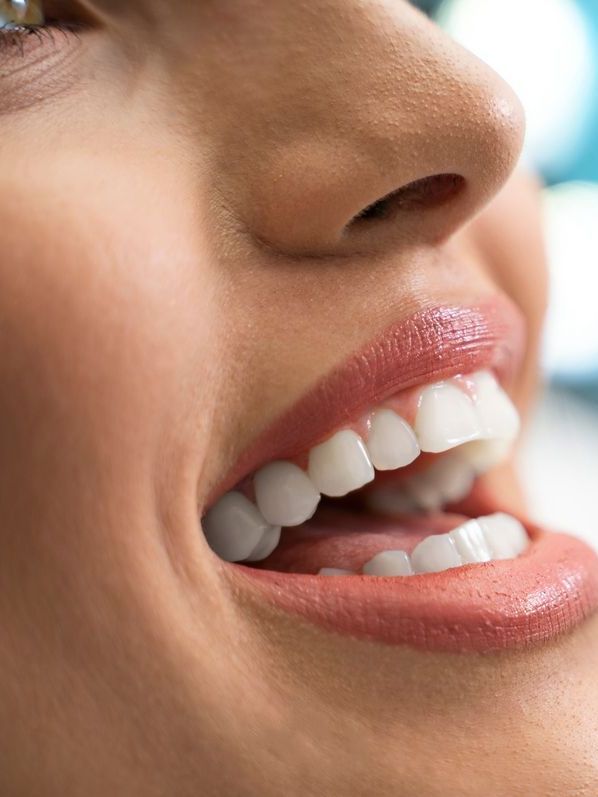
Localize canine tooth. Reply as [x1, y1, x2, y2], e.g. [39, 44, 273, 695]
[254, 461, 320, 527]
[308, 430, 374, 497]
[245, 526, 282, 562]
[449, 519, 492, 564]
[362, 550, 414, 576]
[415, 382, 482, 454]
[411, 534, 463, 573]
[366, 410, 420, 470]
[365, 488, 417, 515]
[478, 513, 529, 560]
[202, 492, 280, 562]
[471, 371, 520, 440]
[318, 567, 354, 576]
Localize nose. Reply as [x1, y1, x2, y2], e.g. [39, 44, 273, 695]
[236, 2, 525, 257]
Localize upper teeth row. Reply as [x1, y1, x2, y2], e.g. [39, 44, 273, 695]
[202, 370, 520, 563]
[320, 513, 529, 577]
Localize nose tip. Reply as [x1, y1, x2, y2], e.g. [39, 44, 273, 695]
[240, 2, 527, 258]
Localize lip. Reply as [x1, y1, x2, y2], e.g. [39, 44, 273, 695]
[208, 295, 598, 652]
[210, 295, 525, 502]
[227, 525, 598, 653]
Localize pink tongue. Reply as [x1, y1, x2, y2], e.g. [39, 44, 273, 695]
[254, 509, 468, 574]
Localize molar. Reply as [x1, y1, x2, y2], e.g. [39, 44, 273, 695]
[202, 491, 280, 562]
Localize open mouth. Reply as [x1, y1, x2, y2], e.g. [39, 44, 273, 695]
[200, 300, 598, 653]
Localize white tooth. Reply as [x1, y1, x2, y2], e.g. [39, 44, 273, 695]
[478, 513, 529, 560]
[318, 567, 354, 576]
[423, 454, 475, 504]
[254, 461, 320, 527]
[415, 382, 482, 454]
[245, 525, 282, 562]
[365, 488, 417, 515]
[449, 519, 492, 564]
[471, 371, 520, 440]
[406, 476, 443, 512]
[362, 550, 414, 576]
[307, 429, 374, 497]
[411, 534, 463, 573]
[366, 409, 420, 471]
[459, 438, 512, 475]
[202, 491, 280, 562]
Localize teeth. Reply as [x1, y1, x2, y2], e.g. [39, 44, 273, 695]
[254, 461, 320, 527]
[318, 567, 354, 576]
[458, 438, 512, 474]
[202, 491, 280, 562]
[366, 410, 420, 471]
[415, 382, 482, 454]
[245, 525, 282, 562]
[411, 533, 463, 573]
[202, 371, 523, 564]
[478, 513, 529, 560]
[424, 453, 476, 504]
[362, 550, 414, 576]
[471, 371, 520, 440]
[448, 518, 492, 564]
[308, 429, 375, 497]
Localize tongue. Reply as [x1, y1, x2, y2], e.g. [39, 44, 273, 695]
[253, 508, 469, 574]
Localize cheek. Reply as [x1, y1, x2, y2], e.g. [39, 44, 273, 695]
[0, 155, 221, 483]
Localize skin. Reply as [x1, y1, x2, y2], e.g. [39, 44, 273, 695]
[0, 1, 596, 794]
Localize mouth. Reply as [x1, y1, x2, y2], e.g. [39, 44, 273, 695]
[200, 299, 598, 653]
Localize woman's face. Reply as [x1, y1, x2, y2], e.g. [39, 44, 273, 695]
[1, 1, 598, 795]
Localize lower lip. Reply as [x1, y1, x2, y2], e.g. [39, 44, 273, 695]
[227, 527, 598, 653]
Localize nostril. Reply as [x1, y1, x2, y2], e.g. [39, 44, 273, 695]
[350, 173, 466, 226]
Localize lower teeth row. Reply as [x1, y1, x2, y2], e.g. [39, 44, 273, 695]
[318, 513, 528, 577]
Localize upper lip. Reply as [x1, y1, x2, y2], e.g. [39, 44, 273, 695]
[208, 294, 525, 505]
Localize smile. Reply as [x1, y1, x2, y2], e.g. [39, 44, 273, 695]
[200, 299, 598, 653]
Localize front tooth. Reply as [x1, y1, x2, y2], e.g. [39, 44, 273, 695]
[202, 491, 280, 562]
[245, 525, 282, 562]
[411, 533, 463, 573]
[478, 513, 529, 560]
[449, 519, 492, 564]
[471, 371, 520, 440]
[415, 382, 482, 454]
[362, 550, 414, 576]
[318, 567, 354, 576]
[366, 410, 420, 470]
[308, 429, 375, 497]
[254, 461, 320, 527]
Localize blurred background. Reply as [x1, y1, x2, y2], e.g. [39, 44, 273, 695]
[416, 0, 598, 550]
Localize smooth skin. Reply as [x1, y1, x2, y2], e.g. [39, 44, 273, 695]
[0, 1, 596, 795]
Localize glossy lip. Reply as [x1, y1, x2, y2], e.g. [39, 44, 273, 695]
[227, 525, 598, 653]
[207, 296, 598, 652]
[209, 295, 525, 503]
